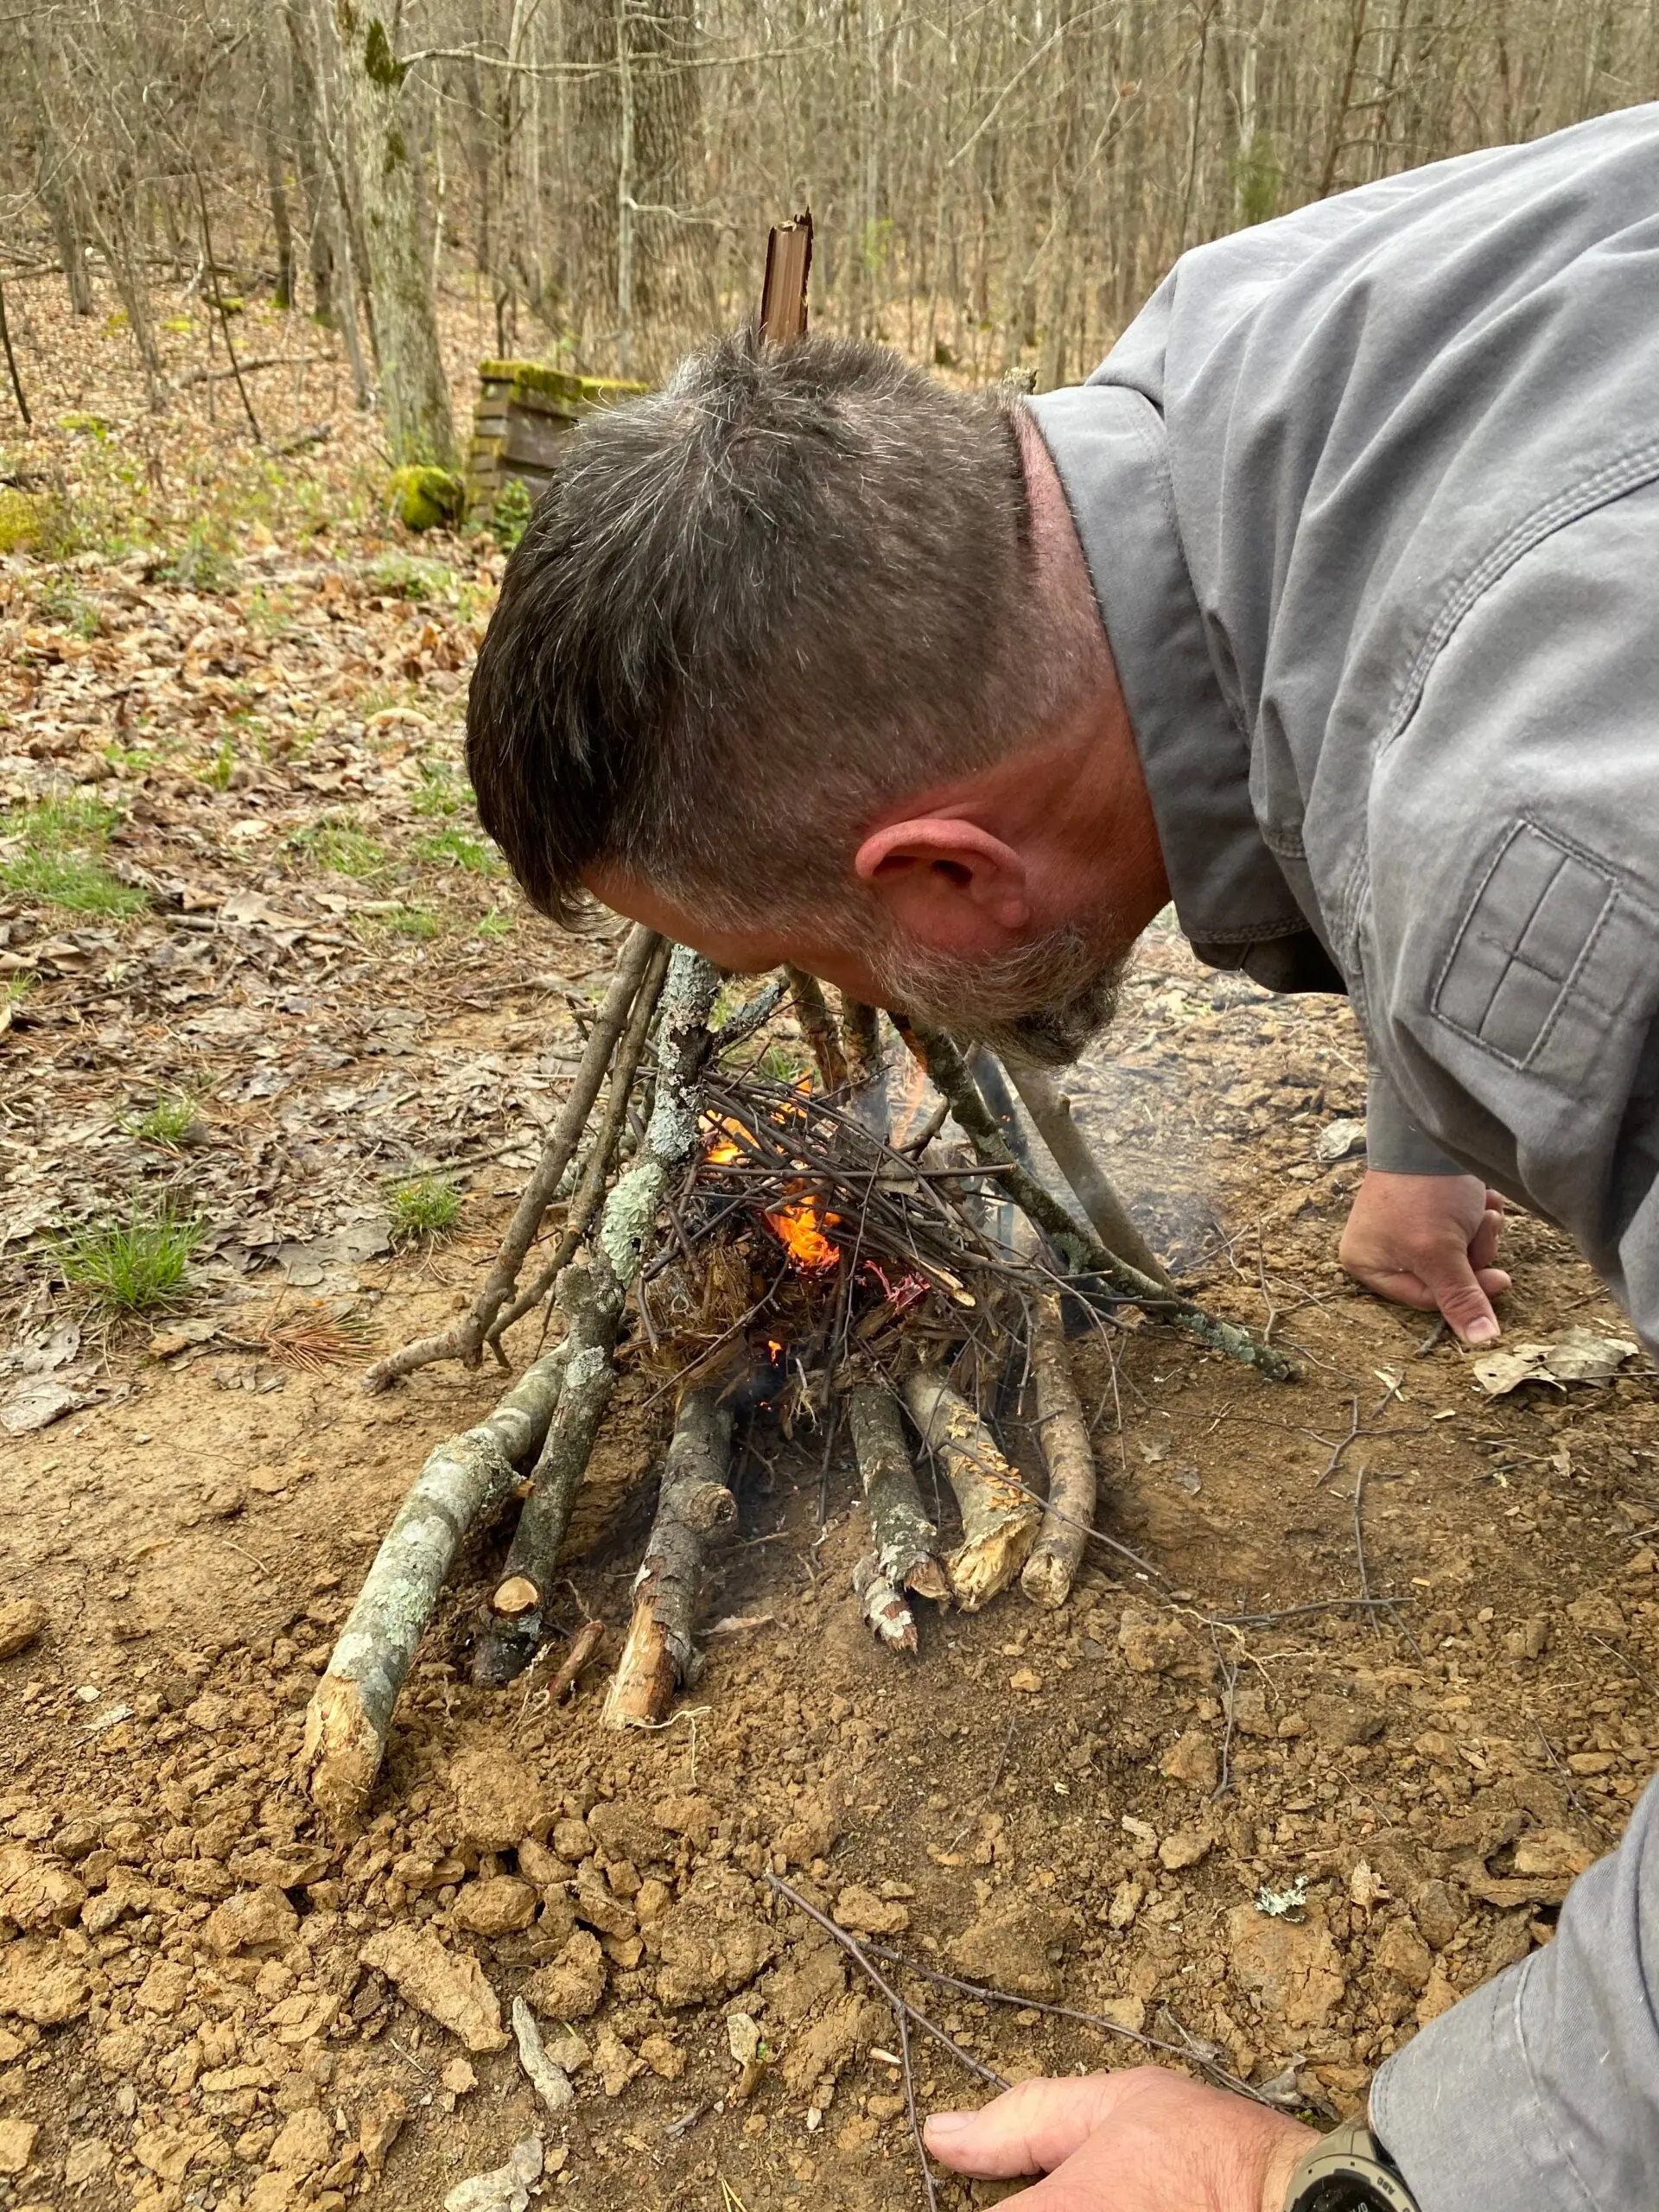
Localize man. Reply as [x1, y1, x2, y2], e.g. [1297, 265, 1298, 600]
[467, 103, 1659, 2212]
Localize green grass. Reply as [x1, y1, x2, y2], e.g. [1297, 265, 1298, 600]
[0, 792, 147, 918]
[128, 1094, 198, 1147]
[370, 903, 443, 941]
[476, 908, 515, 940]
[365, 552, 454, 601]
[34, 579, 101, 639]
[161, 524, 239, 594]
[752, 1040, 814, 1084]
[388, 1173, 464, 1243]
[411, 759, 471, 817]
[198, 739, 236, 791]
[414, 824, 499, 874]
[292, 817, 388, 877]
[55, 1203, 202, 1313]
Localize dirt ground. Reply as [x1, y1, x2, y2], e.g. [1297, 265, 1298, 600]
[3, 284, 1657, 2212]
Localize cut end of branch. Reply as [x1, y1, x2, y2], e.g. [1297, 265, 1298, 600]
[492, 1574, 541, 1618]
[301, 1674, 383, 1835]
[947, 1511, 1042, 1611]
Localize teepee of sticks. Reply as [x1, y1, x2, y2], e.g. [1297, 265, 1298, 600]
[302, 930, 1296, 1830]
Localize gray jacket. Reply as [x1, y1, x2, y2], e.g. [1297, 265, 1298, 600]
[1033, 105, 1659, 2212]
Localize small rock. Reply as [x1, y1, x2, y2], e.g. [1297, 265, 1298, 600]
[1315, 1118, 1367, 1165]
[359, 1924, 509, 2053]
[651, 1790, 719, 1850]
[1008, 1668, 1042, 1694]
[523, 1929, 607, 2020]
[950, 1895, 1081, 2001]
[357, 2092, 407, 2175]
[1373, 1919, 1433, 1993]
[1107, 1877, 1142, 1929]
[571, 1871, 637, 1940]
[136, 1958, 194, 2017]
[639, 2031, 684, 2079]
[448, 1748, 548, 1855]
[1304, 1694, 1384, 1748]
[593, 2022, 642, 2097]
[511, 1995, 574, 2115]
[1512, 1830, 1595, 1881]
[0, 1598, 48, 1661]
[269, 2107, 334, 2177]
[1411, 1879, 1465, 1951]
[772, 1786, 845, 1867]
[442, 2058, 478, 2095]
[587, 1798, 663, 1866]
[1093, 1994, 1146, 2034]
[0, 2116, 38, 2175]
[834, 1884, 910, 1936]
[443, 2134, 543, 2212]
[0, 1936, 91, 2024]
[452, 1875, 540, 1937]
[63, 2138, 112, 2183]
[550, 1817, 594, 1864]
[1416, 1961, 1460, 2024]
[1230, 1687, 1275, 1738]
[1158, 1827, 1211, 1872]
[133, 2125, 195, 2183]
[1160, 1730, 1219, 1790]
[1117, 1606, 1205, 1678]
[206, 1885, 300, 1957]
[1227, 1906, 1346, 2030]
[646, 1867, 778, 2009]
[0, 1843, 86, 1930]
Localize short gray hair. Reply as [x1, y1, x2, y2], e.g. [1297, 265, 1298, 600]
[467, 323, 1078, 929]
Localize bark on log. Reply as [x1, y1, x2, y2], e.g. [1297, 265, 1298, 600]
[1020, 1297, 1097, 1608]
[849, 1384, 949, 1603]
[901, 1369, 1042, 1610]
[364, 925, 664, 1389]
[471, 944, 722, 1686]
[601, 1389, 735, 1728]
[302, 1348, 568, 1830]
[909, 1026, 1297, 1382]
[853, 1554, 917, 1651]
[1001, 1058, 1172, 1288]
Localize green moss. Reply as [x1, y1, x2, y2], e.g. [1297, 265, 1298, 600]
[0, 488, 75, 557]
[388, 466, 464, 531]
[363, 16, 406, 88]
[366, 551, 451, 600]
[59, 410, 111, 436]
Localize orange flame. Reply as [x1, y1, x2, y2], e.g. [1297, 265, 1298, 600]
[765, 1196, 842, 1270]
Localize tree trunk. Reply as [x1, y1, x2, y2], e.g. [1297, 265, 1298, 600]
[284, 0, 339, 321]
[256, 12, 297, 310]
[325, 2, 458, 468]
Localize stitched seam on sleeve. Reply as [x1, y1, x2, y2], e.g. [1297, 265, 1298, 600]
[1509, 1958, 1601, 2212]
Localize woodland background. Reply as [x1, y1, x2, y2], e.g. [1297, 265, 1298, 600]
[4, 0, 1659, 472]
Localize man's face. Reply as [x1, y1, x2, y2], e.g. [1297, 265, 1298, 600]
[587, 871, 1132, 1070]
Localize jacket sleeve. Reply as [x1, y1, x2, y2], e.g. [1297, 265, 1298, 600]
[1364, 1066, 1471, 1178]
[1370, 1771, 1659, 2210]
[1354, 476, 1659, 1361]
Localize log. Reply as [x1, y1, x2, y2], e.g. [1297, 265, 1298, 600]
[471, 944, 722, 1685]
[302, 1348, 568, 1830]
[853, 1554, 917, 1651]
[848, 1384, 949, 1603]
[601, 1389, 735, 1728]
[901, 1369, 1042, 1610]
[908, 1025, 1298, 1382]
[362, 923, 664, 1389]
[838, 994, 888, 1136]
[1020, 1296, 1096, 1608]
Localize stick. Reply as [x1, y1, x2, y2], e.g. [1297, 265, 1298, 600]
[601, 1390, 735, 1727]
[472, 946, 721, 1685]
[302, 1348, 567, 1830]
[0, 280, 29, 425]
[849, 1383, 949, 1602]
[902, 1369, 1042, 1610]
[364, 925, 664, 1389]
[547, 1617, 605, 1702]
[853, 1554, 918, 1652]
[192, 169, 260, 443]
[483, 935, 672, 1348]
[909, 1026, 1297, 1382]
[1020, 1296, 1096, 1608]
[785, 966, 849, 1091]
[1001, 1058, 1172, 1287]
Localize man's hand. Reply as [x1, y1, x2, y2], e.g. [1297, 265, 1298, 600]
[1339, 1168, 1510, 1344]
[924, 2069, 1315, 2210]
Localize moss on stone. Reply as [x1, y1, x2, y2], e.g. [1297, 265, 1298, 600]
[388, 466, 464, 532]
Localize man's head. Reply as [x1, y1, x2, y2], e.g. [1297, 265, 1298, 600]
[467, 326, 1165, 1064]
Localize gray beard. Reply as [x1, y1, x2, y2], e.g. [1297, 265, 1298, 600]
[870, 924, 1129, 1069]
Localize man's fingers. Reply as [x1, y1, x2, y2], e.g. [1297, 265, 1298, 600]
[924, 2076, 1119, 2177]
[1415, 1251, 1501, 1344]
[1470, 1202, 1506, 1274]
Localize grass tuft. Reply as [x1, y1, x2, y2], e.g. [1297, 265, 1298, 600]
[0, 791, 146, 917]
[363, 903, 442, 941]
[388, 1173, 464, 1243]
[129, 1093, 199, 1147]
[476, 908, 515, 940]
[292, 817, 388, 877]
[411, 759, 470, 817]
[414, 825, 499, 874]
[56, 1202, 202, 1312]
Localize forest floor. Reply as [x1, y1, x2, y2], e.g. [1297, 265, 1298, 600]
[2, 284, 1657, 2212]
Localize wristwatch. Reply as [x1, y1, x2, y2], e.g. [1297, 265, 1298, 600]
[1283, 2120, 1420, 2212]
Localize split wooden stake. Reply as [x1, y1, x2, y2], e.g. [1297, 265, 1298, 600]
[601, 1389, 736, 1727]
[849, 1383, 949, 1603]
[1020, 1296, 1096, 1608]
[902, 1368, 1042, 1610]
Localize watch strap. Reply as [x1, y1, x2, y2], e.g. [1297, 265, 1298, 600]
[1283, 2119, 1420, 2212]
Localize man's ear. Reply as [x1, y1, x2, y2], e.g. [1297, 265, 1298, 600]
[854, 817, 1031, 939]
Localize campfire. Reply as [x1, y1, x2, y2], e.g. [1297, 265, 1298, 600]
[301, 935, 1297, 1832]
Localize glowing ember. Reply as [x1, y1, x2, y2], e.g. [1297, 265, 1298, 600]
[705, 1136, 744, 1166]
[765, 1196, 842, 1270]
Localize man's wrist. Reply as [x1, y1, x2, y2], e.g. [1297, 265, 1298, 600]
[1262, 2126, 1311, 2212]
